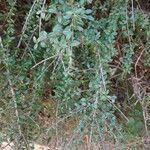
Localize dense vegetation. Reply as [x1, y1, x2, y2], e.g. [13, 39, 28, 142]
[0, 0, 150, 149]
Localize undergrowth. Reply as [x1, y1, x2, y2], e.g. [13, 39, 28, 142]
[0, 0, 150, 149]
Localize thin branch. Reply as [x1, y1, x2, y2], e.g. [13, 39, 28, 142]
[0, 37, 22, 136]
[39, 0, 47, 33]
[131, 0, 135, 30]
[134, 47, 144, 78]
[17, 0, 37, 48]
[31, 55, 57, 69]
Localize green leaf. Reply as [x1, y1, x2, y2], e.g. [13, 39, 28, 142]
[41, 12, 45, 19]
[53, 24, 62, 33]
[63, 14, 72, 20]
[34, 43, 38, 49]
[58, 16, 62, 23]
[58, 0, 65, 4]
[85, 9, 92, 14]
[63, 27, 72, 40]
[76, 26, 83, 31]
[66, 11, 73, 16]
[79, 0, 85, 5]
[71, 40, 80, 47]
[33, 36, 37, 43]
[87, 15, 94, 21]
[38, 31, 47, 42]
[75, 8, 84, 14]
[40, 41, 46, 48]
[48, 5, 57, 13]
[62, 19, 71, 26]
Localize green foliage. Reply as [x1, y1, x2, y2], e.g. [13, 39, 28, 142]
[0, 0, 150, 148]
